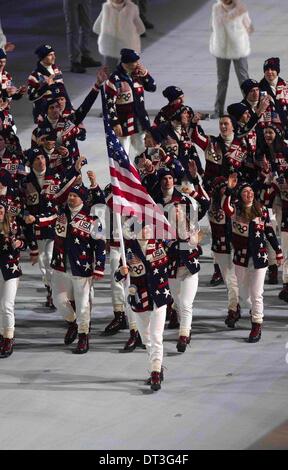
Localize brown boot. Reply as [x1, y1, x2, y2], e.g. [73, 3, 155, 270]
[210, 264, 224, 286]
[0, 338, 14, 358]
[150, 371, 162, 391]
[123, 329, 143, 352]
[225, 304, 241, 328]
[176, 335, 191, 353]
[146, 367, 164, 385]
[102, 311, 127, 336]
[72, 333, 89, 354]
[248, 323, 262, 343]
[64, 320, 78, 345]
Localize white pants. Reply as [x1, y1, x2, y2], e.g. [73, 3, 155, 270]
[214, 252, 239, 311]
[126, 305, 138, 331]
[38, 239, 54, 288]
[119, 132, 145, 160]
[281, 231, 288, 283]
[168, 267, 198, 336]
[135, 305, 166, 373]
[235, 260, 267, 324]
[0, 272, 19, 338]
[110, 246, 125, 311]
[52, 270, 92, 334]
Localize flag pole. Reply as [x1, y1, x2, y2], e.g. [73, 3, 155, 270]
[115, 211, 127, 268]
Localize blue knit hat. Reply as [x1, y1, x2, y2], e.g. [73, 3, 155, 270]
[69, 185, 89, 202]
[148, 125, 168, 144]
[162, 86, 184, 103]
[158, 167, 175, 180]
[241, 79, 259, 97]
[35, 44, 54, 61]
[120, 49, 140, 64]
[263, 57, 280, 74]
[26, 148, 47, 167]
[227, 102, 250, 121]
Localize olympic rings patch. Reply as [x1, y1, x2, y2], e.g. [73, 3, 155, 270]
[119, 92, 132, 102]
[132, 264, 144, 275]
[28, 193, 39, 204]
[233, 221, 248, 234]
[56, 223, 66, 236]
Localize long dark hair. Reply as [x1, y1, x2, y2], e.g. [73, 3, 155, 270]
[236, 197, 262, 222]
[256, 126, 286, 162]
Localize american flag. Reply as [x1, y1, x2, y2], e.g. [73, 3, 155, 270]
[101, 88, 175, 239]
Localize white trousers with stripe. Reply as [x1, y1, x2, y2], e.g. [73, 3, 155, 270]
[0, 272, 19, 338]
[135, 304, 166, 373]
[52, 270, 92, 334]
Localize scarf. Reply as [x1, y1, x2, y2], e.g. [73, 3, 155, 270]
[68, 203, 83, 219]
[34, 169, 46, 189]
[221, 132, 234, 148]
[162, 187, 174, 204]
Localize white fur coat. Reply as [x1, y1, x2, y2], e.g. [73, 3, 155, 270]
[209, 0, 253, 59]
[0, 19, 7, 49]
[93, 0, 145, 58]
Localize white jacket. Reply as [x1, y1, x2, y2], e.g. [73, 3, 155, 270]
[0, 18, 7, 49]
[209, 0, 253, 59]
[93, 0, 145, 58]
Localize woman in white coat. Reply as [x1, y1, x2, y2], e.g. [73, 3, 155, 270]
[209, 0, 254, 118]
[93, 0, 145, 72]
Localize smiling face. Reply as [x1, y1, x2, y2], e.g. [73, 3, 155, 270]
[219, 116, 234, 137]
[180, 109, 192, 127]
[241, 186, 254, 206]
[43, 137, 56, 150]
[264, 127, 276, 145]
[264, 68, 278, 83]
